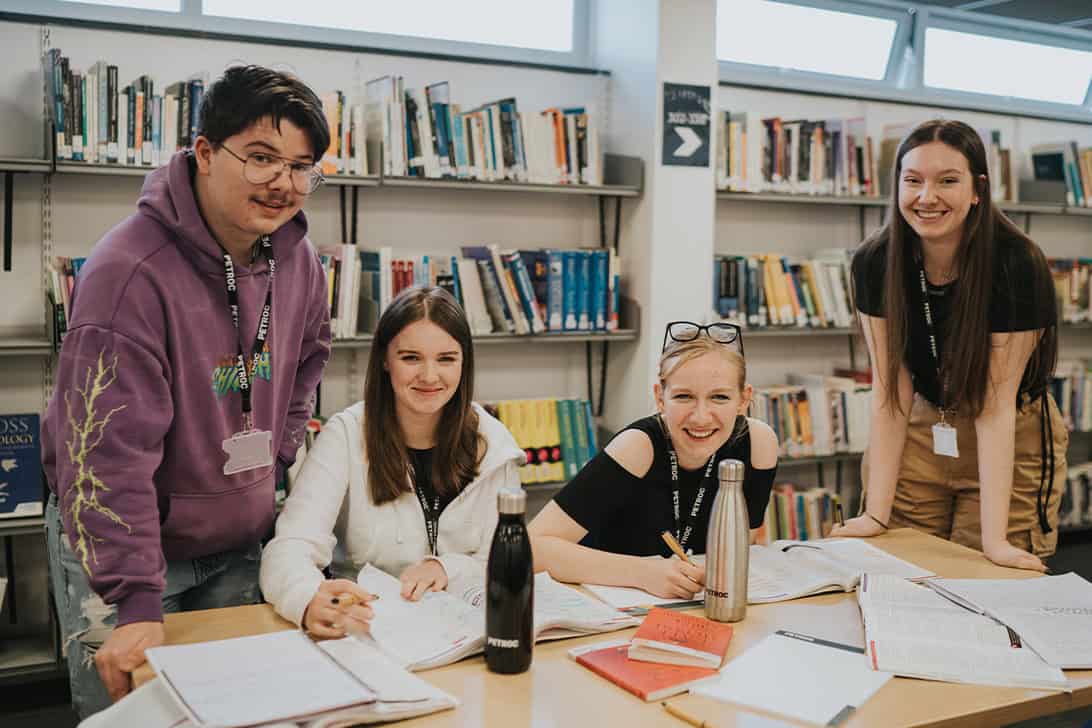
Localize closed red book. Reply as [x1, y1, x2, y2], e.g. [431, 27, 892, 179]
[627, 608, 734, 668]
[569, 639, 719, 702]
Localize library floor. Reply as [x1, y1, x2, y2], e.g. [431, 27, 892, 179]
[3, 535, 1092, 728]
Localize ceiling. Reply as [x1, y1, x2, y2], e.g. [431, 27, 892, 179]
[918, 0, 1092, 29]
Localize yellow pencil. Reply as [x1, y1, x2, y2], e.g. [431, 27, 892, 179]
[662, 701, 711, 727]
[661, 531, 695, 566]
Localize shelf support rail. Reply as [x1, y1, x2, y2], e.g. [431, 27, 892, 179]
[587, 194, 624, 417]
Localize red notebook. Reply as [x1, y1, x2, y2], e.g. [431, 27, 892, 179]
[569, 640, 719, 701]
[627, 607, 734, 668]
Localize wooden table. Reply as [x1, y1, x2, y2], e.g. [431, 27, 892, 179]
[133, 529, 1092, 727]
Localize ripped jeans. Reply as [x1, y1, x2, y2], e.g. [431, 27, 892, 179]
[45, 494, 262, 719]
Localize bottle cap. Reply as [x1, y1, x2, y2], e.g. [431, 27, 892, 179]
[497, 486, 527, 515]
[718, 458, 745, 483]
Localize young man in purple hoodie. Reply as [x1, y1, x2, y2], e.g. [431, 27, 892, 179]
[41, 65, 332, 718]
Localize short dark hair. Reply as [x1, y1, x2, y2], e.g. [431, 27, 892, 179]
[196, 65, 329, 160]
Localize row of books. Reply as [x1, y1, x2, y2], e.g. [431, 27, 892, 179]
[481, 398, 598, 486]
[365, 76, 602, 185]
[714, 250, 854, 329]
[714, 113, 1017, 202]
[1032, 143, 1092, 208]
[1060, 462, 1092, 532]
[1051, 258, 1092, 323]
[44, 256, 87, 347]
[1053, 360, 1092, 433]
[752, 373, 872, 458]
[753, 484, 842, 545]
[321, 244, 621, 339]
[44, 49, 208, 167]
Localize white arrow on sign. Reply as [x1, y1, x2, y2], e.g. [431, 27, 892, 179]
[673, 126, 702, 157]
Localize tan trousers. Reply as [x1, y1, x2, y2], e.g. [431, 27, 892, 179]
[862, 393, 1068, 558]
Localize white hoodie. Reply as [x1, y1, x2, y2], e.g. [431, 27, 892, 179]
[260, 401, 525, 626]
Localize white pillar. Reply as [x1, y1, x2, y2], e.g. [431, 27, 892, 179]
[593, 0, 719, 429]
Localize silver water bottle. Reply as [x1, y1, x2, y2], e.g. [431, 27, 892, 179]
[704, 459, 749, 622]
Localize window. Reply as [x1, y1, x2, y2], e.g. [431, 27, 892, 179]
[924, 28, 1092, 107]
[717, 0, 897, 81]
[60, 0, 179, 10]
[202, 0, 575, 53]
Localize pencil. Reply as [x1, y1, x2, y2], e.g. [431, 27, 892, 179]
[662, 701, 711, 727]
[331, 592, 378, 607]
[661, 531, 695, 566]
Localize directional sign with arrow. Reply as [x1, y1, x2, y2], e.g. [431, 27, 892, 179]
[662, 82, 710, 168]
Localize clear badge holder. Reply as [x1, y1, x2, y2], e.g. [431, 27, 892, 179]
[222, 413, 274, 475]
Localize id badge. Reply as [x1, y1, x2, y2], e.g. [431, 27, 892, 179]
[222, 429, 274, 475]
[932, 422, 959, 458]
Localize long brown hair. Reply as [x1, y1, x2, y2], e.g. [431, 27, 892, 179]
[363, 286, 483, 504]
[856, 119, 1056, 417]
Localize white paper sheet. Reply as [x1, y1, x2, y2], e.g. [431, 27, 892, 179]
[78, 678, 193, 728]
[145, 630, 374, 728]
[694, 631, 892, 727]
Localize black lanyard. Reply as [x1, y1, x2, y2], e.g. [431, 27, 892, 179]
[917, 264, 948, 414]
[658, 416, 717, 550]
[413, 484, 441, 556]
[221, 236, 274, 431]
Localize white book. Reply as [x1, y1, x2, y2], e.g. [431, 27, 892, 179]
[140, 631, 455, 728]
[693, 630, 892, 727]
[859, 573, 1068, 690]
[929, 573, 1092, 670]
[356, 564, 637, 671]
[455, 258, 493, 335]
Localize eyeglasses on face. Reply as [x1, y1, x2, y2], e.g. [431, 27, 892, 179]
[220, 145, 325, 195]
[661, 321, 744, 355]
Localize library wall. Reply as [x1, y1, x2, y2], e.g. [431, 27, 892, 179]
[0, 19, 619, 418]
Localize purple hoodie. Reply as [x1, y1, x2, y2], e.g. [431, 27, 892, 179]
[42, 151, 331, 626]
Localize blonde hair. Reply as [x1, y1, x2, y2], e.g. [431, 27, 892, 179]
[658, 337, 746, 390]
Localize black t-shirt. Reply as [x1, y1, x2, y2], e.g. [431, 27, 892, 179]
[409, 448, 455, 516]
[852, 233, 1056, 407]
[553, 415, 777, 557]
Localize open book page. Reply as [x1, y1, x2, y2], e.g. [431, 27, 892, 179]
[77, 678, 193, 728]
[930, 573, 1092, 669]
[859, 574, 1068, 690]
[357, 565, 636, 670]
[304, 638, 458, 727]
[145, 630, 376, 728]
[583, 555, 706, 610]
[357, 564, 483, 670]
[535, 573, 638, 636]
[749, 538, 935, 604]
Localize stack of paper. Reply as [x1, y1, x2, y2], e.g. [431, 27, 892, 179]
[930, 572, 1092, 669]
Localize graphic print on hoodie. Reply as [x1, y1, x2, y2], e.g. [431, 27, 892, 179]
[40, 151, 331, 626]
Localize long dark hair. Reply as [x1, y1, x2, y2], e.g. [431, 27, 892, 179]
[363, 287, 483, 505]
[857, 119, 1056, 417]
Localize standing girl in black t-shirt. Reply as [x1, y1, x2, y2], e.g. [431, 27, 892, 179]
[528, 323, 779, 599]
[833, 119, 1065, 572]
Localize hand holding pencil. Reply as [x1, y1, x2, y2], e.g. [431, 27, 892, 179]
[634, 532, 705, 600]
[302, 578, 378, 639]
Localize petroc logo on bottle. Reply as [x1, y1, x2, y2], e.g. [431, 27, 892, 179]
[706, 587, 732, 598]
[486, 636, 521, 649]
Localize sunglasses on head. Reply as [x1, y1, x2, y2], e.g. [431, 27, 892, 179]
[661, 321, 744, 355]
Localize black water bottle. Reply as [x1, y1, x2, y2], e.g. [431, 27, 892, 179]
[485, 486, 534, 674]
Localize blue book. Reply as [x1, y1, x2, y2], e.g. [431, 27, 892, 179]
[449, 255, 463, 307]
[505, 252, 545, 333]
[576, 250, 592, 331]
[562, 250, 578, 331]
[589, 249, 608, 330]
[0, 414, 43, 518]
[582, 399, 598, 461]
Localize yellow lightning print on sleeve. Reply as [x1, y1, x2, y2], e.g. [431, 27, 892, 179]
[64, 350, 132, 576]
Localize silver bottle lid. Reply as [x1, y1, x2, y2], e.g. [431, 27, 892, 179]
[497, 486, 527, 515]
[718, 458, 745, 484]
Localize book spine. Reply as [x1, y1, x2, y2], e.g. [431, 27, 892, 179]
[547, 250, 564, 331]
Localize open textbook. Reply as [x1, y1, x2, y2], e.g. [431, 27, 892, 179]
[929, 572, 1092, 669]
[858, 573, 1068, 690]
[356, 564, 638, 670]
[584, 539, 933, 610]
[130, 630, 456, 728]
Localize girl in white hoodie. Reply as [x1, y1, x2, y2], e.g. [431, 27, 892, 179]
[260, 286, 525, 638]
